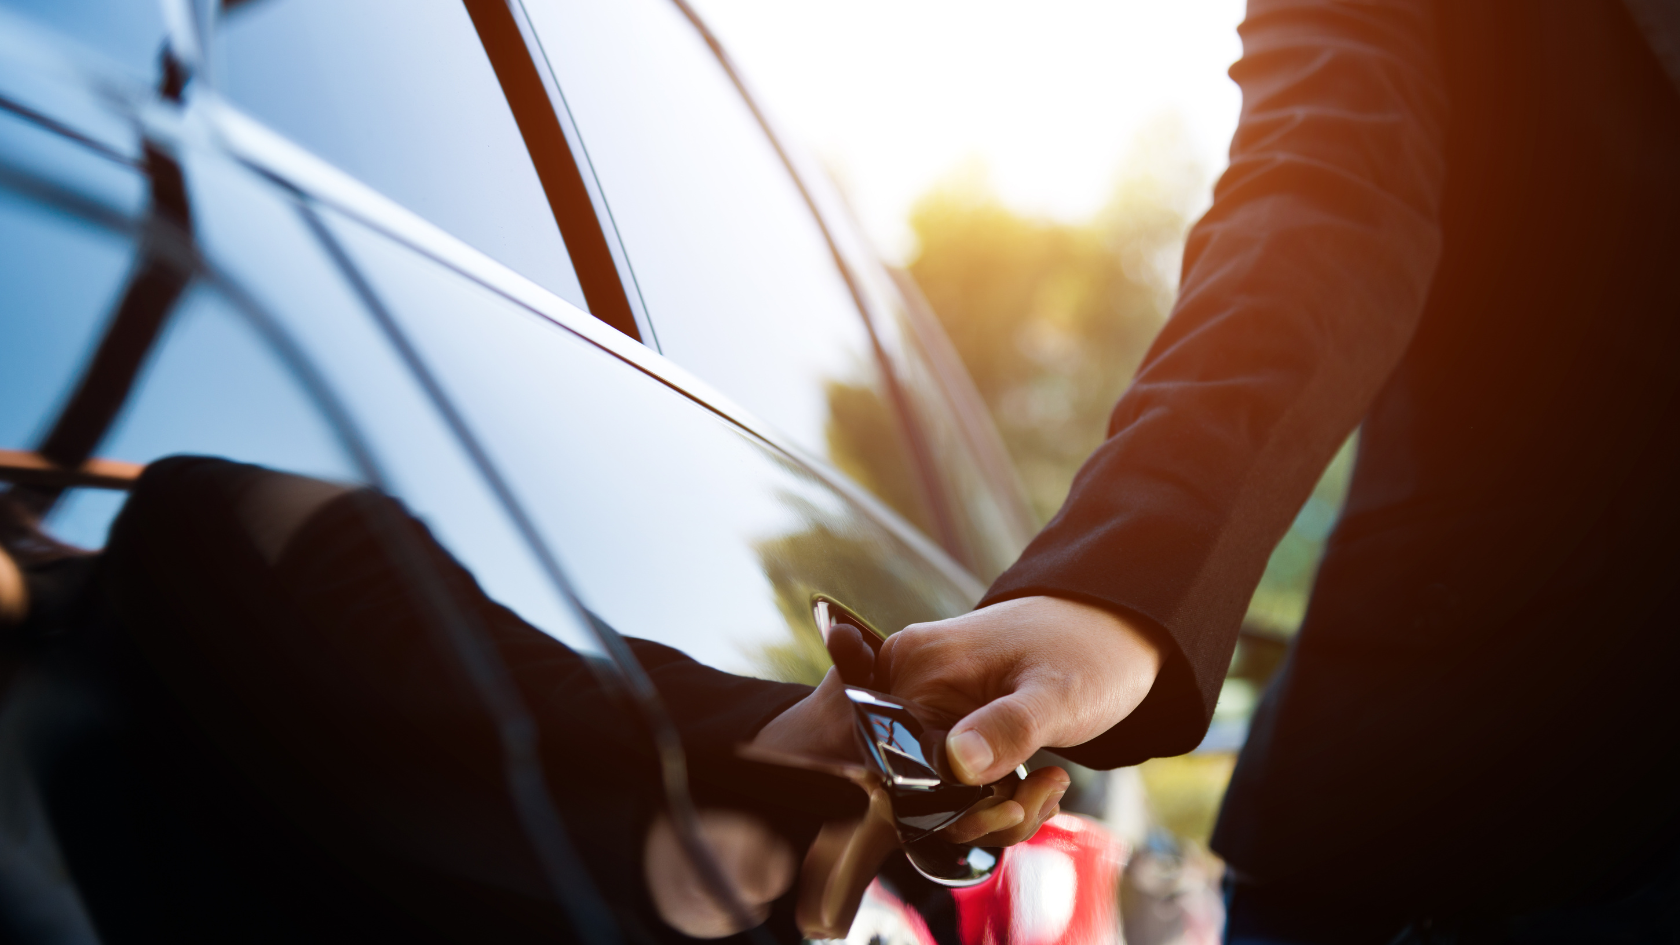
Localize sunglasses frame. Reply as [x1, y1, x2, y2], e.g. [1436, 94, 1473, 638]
[732, 598, 1030, 937]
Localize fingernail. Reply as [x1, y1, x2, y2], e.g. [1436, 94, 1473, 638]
[947, 729, 994, 783]
[1040, 788, 1067, 821]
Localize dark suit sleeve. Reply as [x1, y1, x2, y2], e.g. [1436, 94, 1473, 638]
[982, 0, 1450, 766]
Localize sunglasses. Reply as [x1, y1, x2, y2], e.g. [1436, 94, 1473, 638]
[844, 686, 1024, 885]
[737, 600, 1027, 938]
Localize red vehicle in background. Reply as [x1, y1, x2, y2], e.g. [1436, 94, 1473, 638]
[952, 816, 1126, 945]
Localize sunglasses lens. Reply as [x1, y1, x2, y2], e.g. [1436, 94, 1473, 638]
[863, 713, 943, 788]
[903, 834, 1002, 887]
[844, 688, 1011, 886]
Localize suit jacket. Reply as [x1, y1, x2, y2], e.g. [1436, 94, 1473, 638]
[982, 0, 1680, 914]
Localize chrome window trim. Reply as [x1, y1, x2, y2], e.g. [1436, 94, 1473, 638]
[199, 98, 987, 604]
[0, 8, 148, 164]
[0, 9, 986, 601]
[658, 0, 964, 559]
[665, 0, 1039, 556]
[503, 0, 658, 349]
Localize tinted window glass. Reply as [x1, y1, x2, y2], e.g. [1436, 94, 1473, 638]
[753, 128, 1037, 577]
[0, 0, 167, 81]
[892, 311, 1030, 579]
[522, 0, 940, 541]
[214, 0, 588, 310]
[327, 208, 977, 683]
[873, 269, 1036, 579]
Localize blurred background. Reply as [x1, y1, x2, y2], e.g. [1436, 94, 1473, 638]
[688, 0, 1356, 861]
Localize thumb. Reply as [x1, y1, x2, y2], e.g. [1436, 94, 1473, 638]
[943, 692, 1045, 785]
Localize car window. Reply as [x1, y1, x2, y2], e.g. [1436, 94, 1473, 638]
[324, 206, 978, 684]
[776, 139, 1038, 578]
[0, 108, 800, 940]
[521, 0, 942, 544]
[0, 0, 167, 82]
[870, 268, 1038, 579]
[212, 0, 588, 310]
[887, 304, 1033, 579]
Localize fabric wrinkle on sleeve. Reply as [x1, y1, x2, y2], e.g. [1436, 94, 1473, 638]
[983, 0, 1450, 768]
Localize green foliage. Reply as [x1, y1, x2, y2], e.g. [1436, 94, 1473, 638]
[907, 164, 1171, 523]
[904, 122, 1354, 640]
[822, 378, 937, 542]
[899, 120, 1361, 849]
[1244, 435, 1356, 635]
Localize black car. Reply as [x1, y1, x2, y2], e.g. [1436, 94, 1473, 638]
[0, 2, 1130, 943]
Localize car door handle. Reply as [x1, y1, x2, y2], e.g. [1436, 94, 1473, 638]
[813, 596, 884, 688]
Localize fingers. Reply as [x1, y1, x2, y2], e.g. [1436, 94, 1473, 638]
[940, 766, 1070, 846]
[879, 596, 1169, 785]
[750, 667, 859, 762]
[945, 691, 1046, 784]
[983, 766, 1068, 845]
[876, 621, 975, 717]
[941, 798, 1024, 844]
[825, 621, 876, 687]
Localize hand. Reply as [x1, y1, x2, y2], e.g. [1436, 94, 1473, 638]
[752, 666, 1068, 845]
[940, 764, 1071, 845]
[750, 666, 859, 763]
[879, 595, 1166, 785]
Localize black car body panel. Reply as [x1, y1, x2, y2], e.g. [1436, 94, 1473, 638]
[0, 3, 1112, 943]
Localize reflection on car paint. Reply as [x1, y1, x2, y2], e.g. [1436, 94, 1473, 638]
[0, 4, 1137, 942]
[319, 207, 976, 679]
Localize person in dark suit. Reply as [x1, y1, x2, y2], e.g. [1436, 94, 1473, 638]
[879, 0, 1680, 939]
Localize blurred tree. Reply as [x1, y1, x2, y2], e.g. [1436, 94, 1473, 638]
[903, 123, 1361, 848]
[895, 117, 1377, 852]
[904, 117, 1353, 646]
[823, 377, 938, 542]
[906, 121, 1196, 524]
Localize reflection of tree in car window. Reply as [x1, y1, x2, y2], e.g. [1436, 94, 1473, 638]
[748, 488, 969, 687]
[822, 375, 938, 543]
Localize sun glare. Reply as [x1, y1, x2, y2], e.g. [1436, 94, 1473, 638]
[686, 0, 1245, 262]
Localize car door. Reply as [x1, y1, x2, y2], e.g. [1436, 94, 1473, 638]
[0, 4, 997, 943]
[201, 3, 1113, 943]
[0, 13, 669, 939]
[196, 0, 983, 681]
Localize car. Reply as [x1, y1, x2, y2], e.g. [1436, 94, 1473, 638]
[0, 1, 1130, 942]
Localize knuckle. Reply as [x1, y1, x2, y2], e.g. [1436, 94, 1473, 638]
[1000, 694, 1047, 742]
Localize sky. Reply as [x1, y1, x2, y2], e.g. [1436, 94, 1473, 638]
[686, 0, 1247, 262]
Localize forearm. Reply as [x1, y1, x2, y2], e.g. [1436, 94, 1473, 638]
[986, 0, 1450, 763]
